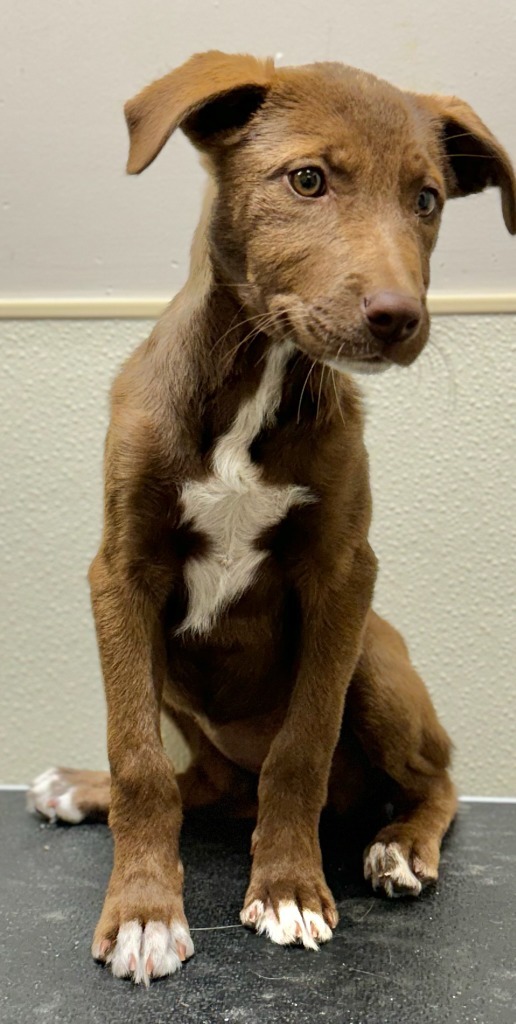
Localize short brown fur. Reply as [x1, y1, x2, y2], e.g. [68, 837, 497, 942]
[30, 51, 515, 982]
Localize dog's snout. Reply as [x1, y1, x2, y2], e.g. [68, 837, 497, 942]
[362, 291, 422, 344]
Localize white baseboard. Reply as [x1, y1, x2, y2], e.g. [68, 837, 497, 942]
[460, 795, 516, 803]
[1, 293, 516, 320]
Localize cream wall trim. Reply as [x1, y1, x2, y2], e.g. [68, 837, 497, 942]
[429, 293, 516, 315]
[460, 796, 516, 804]
[0, 298, 171, 320]
[2, 293, 516, 320]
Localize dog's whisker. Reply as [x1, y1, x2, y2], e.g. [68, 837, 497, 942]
[297, 358, 317, 424]
[213, 310, 274, 353]
[431, 337, 457, 412]
[219, 305, 322, 376]
[219, 313, 279, 361]
[221, 327, 263, 367]
[422, 345, 433, 392]
[316, 363, 327, 423]
[442, 131, 475, 142]
[331, 368, 347, 432]
[447, 152, 498, 160]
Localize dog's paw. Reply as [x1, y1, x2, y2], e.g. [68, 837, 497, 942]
[93, 865, 192, 986]
[364, 841, 437, 897]
[27, 767, 85, 824]
[241, 899, 332, 950]
[241, 869, 337, 951]
[93, 920, 194, 986]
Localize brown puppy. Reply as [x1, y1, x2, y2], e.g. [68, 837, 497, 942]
[28, 52, 515, 984]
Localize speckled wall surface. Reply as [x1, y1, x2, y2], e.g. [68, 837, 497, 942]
[1, 316, 515, 792]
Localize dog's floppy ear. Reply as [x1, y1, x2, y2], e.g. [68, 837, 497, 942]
[124, 50, 274, 174]
[417, 94, 516, 234]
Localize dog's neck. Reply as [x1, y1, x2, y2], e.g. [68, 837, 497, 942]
[151, 177, 359, 455]
[179, 177, 216, 325]
[152, 186, 276, 429]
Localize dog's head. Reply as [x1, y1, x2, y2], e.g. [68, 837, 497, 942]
[125, 51, 515, 373]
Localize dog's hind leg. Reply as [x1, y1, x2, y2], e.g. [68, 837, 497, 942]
[28, 717, 256, 824]
[343, 609, 458, 896]
[27, 767, 111, 823]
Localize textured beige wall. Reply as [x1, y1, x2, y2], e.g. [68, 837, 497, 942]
[1, 316, 515, 793]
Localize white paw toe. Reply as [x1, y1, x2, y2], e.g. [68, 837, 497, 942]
[105, 920, 194, 985]
[27, 768, 84, 824]
[107, 921, 143, 980]
[364, 842, 422, 898]
[302, 908, 333, 944]
[241, 899, 331, 950]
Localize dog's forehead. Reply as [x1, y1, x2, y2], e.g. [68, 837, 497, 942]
[275, 63, 411, 123]
[248, 62, 435, 171]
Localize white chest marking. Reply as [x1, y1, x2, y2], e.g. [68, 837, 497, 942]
[178, 343, 312, 636]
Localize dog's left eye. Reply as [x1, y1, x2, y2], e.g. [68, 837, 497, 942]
[288, 167, 326, 198]
[416, 188, 438, 217]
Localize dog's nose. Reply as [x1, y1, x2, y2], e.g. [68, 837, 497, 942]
[362, 291, 422, 344]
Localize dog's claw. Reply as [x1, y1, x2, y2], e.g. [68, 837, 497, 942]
[364, 842, 423, 897]
[241, 899, 333, 950]
[96, 919, 194, 984]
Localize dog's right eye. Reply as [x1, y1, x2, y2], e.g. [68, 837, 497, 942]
[288, 167, 327, 198]
[416, 188, 438, 217]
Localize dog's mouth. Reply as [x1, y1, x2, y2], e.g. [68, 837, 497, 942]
[266, 295, 389, 370]
[265, 293, 427, 371]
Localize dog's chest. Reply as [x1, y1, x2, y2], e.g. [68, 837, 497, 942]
[178, 344, 312, 635]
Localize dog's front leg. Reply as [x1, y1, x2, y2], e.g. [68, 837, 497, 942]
[241, 544, 377, 949]
[89, 554, 193, 984]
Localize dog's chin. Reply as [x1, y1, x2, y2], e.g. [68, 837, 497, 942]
[324, 355, 391, 377]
